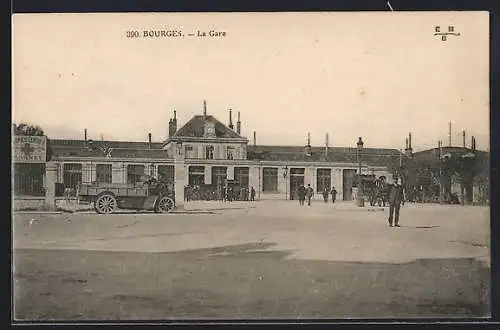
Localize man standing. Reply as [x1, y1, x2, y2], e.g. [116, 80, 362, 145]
[306, 184, 314, 206]
[250, 186, 256, 201]
[322, 187, 329, 203]
[331, 186, 337, 204]
[297, 184, 306, 206]
[388, 176, 404, 227]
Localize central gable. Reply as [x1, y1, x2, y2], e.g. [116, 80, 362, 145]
[172, 115, 245, 140]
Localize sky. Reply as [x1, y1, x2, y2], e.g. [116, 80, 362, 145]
[12, 12, 489, 151]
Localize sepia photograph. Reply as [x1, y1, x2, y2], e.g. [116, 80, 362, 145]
[12, 11, 490, 320]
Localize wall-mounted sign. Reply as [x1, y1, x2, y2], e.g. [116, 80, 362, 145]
[13, 136, 47, 163]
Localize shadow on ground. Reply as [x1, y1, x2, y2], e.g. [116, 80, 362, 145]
[13, 242, 490, 320]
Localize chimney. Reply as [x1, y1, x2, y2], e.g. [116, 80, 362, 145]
[448, 122, 452, 147]
[409, 132, 412, 149]
[148, 133, 152, 149]
[172, 110, 177, 133]
[438, 140, 442, 159]
[253, 131, 256, 146]
[236, 111, 241, 135]
[405, 138, 409, 150]
[324, 133, 329, 155]
[472, 136, 476, 151]
[168, 118, 174, 138]
[84, 128, 87, 145]
[305, 132, 312, 156]
[203, 100, 207, 117]
[228, 109, 234, 130]
[462, 130, 466, 148]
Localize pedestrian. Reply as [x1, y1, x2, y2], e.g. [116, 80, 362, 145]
[298, 184, 306, 206]
[322, 187, 329, 203]
[331, 186, 337, 204]
[388, 176, 404, 227]
[306, 184, 314, 206]
[250, 186, 256, 201]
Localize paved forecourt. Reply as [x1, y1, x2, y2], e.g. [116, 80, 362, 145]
[13, 200, 490, 266]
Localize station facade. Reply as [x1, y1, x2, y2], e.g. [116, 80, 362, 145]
[18, 105, 400, 209]
[14, 103, 490, 210]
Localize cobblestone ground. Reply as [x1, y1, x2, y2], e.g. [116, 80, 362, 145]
[13, 201, 490, 320]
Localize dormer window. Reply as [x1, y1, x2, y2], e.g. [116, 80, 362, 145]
[227, 146, 234, 160]
[206, 145, 214, 159]
[305, 145, 312, 157]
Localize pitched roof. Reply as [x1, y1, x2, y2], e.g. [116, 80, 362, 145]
[411, 147, 489, 163]
[172, 115, 245, 139]
[50, 139, 163, 149]
[50, 139, 170, 159]
[246, 145, 401, 166]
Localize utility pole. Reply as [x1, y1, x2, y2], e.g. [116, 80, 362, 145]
[438, 140, 444, 203]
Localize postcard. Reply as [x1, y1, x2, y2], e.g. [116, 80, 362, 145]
[12, 11, 490, 321]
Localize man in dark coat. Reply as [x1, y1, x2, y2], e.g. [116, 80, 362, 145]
[306, 184, 314, 206]
[322, 187, 329, 203]
[330, 186, 337, 204]
[250, 186, 256, 201]
[388, 177, 404, 227]
[297, 184, 306, 206]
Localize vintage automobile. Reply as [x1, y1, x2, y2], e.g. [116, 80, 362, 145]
[77, 175, 176, 214]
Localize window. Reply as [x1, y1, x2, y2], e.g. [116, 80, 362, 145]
[127, 164, 145, 184]
[184, 145, 194, 158]
[158, 165, 175, 182]
[63, 163, 83, 189]
[188, 166, 205, 186]
[96, 164, 112, 183]
[263, 167, 278, 192]
[290, 168, 305, 175]
[212, 166, 227, 187]
[316, 169, 331, 193]
[206, 145, 214, 159]
[234, 167, 249, 187]
[227, 146, 234, 160]
[13, 163, 45, 196]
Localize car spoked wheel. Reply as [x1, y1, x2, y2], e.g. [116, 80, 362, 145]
[155, 197, 175, 213]
[95, 193, 117, 214]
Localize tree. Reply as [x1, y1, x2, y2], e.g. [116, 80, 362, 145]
[13, 123, 45, 136]
[13, 122, 53, 161]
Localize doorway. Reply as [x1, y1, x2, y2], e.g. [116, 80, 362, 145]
[289, 168, 305, 200]
[343, 169, 356, 201]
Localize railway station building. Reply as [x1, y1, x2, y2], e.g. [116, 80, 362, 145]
[12, 102, 488, 210]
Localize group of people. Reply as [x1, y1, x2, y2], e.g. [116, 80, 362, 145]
[220, 186, 256, 202]
[184, 184, 256, 202]
[293, 176, 404, 228]
[295, 184, 338, 206]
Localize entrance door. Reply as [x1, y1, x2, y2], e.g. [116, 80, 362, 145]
[289, 168, 305, 200]
[343, 169, 356, 201]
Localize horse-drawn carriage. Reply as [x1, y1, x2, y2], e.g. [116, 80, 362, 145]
[357, 174, 391, 207]
[77, 175, 176, 214]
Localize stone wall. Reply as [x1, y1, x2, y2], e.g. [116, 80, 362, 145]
[13, 197, 45, 211]
[13, 197, 85, 211]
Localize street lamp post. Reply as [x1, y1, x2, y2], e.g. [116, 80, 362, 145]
[283, 165, 289, 200]
[356, 137, 365, 207]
